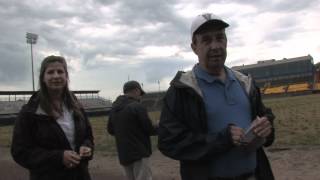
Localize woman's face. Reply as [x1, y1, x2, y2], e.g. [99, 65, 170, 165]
[43, 62, 68, 92]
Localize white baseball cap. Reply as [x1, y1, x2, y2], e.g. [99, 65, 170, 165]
[190, 13, 229, 39]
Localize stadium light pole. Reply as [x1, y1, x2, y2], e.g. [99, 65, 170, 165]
[26, 32, 38, 92]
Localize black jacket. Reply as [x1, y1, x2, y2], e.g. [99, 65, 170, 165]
[11, 92, 94, 180]
[107, 95, 157, 166]
[158, 69, 275, 180]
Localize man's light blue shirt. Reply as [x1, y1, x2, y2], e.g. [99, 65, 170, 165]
[193, 64, 256, 177]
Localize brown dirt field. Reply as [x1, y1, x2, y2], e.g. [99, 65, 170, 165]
[1, 146, 320, 180]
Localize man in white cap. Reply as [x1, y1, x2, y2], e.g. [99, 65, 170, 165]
[158, 13, 275, 180]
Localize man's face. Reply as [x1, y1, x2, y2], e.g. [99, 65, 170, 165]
[133, 88, 143, 100]
[191, 28, 227, 75]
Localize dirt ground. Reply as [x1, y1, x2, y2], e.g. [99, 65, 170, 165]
[1, 145, 320, 180]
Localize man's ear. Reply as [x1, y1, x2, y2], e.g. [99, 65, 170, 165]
[191, 43, 197, 55]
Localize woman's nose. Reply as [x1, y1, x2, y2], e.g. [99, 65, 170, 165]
[52, 71, 59, 77]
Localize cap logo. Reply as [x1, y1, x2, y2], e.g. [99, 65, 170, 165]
[202, 13, 212, 20]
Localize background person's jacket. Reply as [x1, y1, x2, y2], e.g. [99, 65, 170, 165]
[158, 68, 275, 180]
[11, 92, 94, 180]
[107, 95, 157, 166]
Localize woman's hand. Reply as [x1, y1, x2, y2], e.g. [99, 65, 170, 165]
[63, 150, 81, 169]
[79, 146, 92, 158]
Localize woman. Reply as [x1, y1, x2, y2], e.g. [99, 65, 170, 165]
[11, 55, 94, 180]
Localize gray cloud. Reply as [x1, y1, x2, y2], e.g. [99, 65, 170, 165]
[226, 0, 319, 12]
[267, 0, 318, 12]
[262, 15, 300, 42]
[0, 0, 319, 98]
[0, 42, 29, 84]
[113, 0, 178, 25]
[139, 58, 192, 83]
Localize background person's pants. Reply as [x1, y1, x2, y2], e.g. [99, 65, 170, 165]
[123, 158, 152, 180]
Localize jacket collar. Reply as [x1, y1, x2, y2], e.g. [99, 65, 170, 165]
[193, 64, 237, 84]
[171, 65, 253, 97]
[36, 105, 48, 115]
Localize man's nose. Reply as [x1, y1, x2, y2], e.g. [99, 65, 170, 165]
[210, 41, 221, 49]
[209, 42, 221, 50]
[209, 43, 221, 51]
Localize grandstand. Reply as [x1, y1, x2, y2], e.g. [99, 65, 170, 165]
[141, 91, 166, 111]
[264, 85, 287, 95]
[140, 55, 319, 108]
[287, 82, 311, 93]
[2, 55, 316, 125]
[232, 55, 319, 96]
[0, 90, 112, 125]
[232, 55, 315, 87]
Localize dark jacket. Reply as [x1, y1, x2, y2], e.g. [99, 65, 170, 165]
[107, 95, 157, 166]
[11, 92, 94, 180]
[158, 69, 275, 180]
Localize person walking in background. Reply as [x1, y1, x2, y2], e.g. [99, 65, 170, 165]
[107, 80, 157, 180]
[158, 13, 275, 180]
[11, 55, 94, 180]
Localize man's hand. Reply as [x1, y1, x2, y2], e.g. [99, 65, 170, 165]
[229, 125, 245, 146]
[251, 116, 272, 138]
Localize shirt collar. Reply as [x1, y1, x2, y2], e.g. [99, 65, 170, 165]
[193, 64, 236, 83]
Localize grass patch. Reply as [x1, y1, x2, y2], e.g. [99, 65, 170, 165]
[0, 125, 13, 148]
[90, 111, 160, 156]
[89, 116, 117, 156]
[1, 94, 319, 154]
[264, 94, 320, 145]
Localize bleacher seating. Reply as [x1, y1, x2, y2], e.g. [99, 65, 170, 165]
[154, 99, 164, 110]
[140, 91, 165, 111]
[141, 99, 157, 108]
[0, 100, 26, 114]
[78, 98, 112, 109]
[264, 86, 287, 94]
[0, 98, 111, 115]
[287, 83, 310, 93]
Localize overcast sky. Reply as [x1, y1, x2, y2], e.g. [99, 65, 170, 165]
[1, 0, 319, 100]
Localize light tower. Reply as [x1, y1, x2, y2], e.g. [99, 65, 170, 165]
[26, 32, 38, 91]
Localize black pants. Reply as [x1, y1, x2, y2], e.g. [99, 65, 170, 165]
[209, 172, 255, 180]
